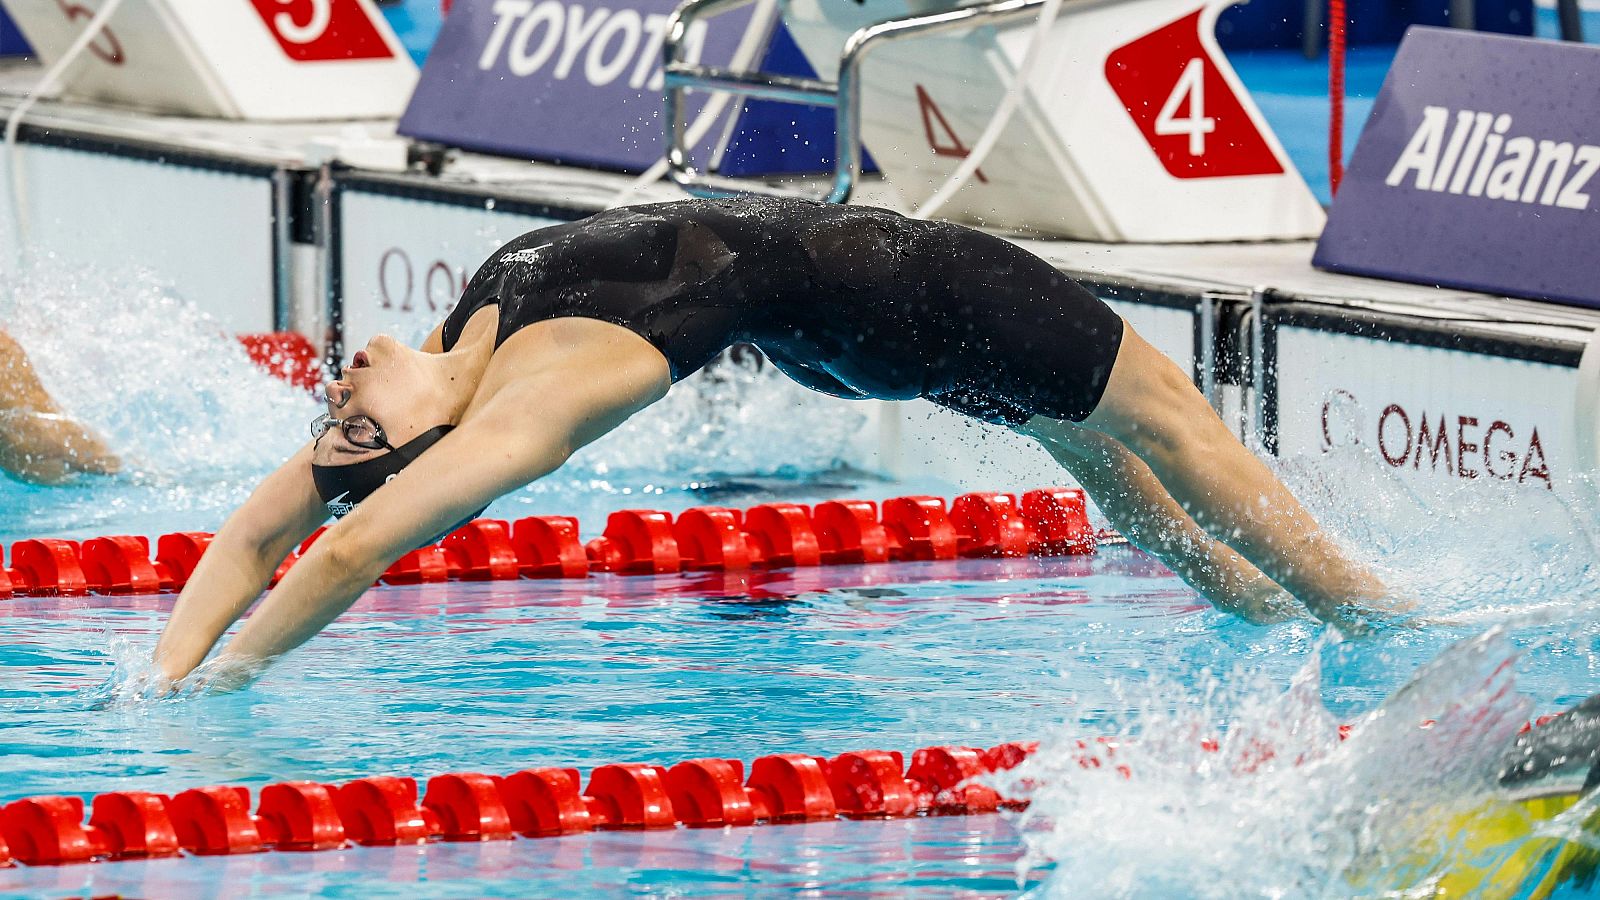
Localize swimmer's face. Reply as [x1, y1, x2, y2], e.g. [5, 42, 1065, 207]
[314, 334, 437, 466]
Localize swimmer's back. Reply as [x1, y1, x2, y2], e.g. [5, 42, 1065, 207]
[442, 198, 1123, 423]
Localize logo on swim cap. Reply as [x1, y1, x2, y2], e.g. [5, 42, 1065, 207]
[311, 425, 455, 519]
[325, 490, 355, 517]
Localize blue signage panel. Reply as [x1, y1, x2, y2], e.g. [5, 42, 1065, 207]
[1314, 28, 1600, 310]
[399, 0, 757, 171]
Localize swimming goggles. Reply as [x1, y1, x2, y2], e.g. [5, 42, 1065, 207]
[310, 413, 397, 452]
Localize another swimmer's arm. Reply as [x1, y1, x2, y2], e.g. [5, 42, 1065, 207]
[152, 443, 327, 683]
[0, 332, 120, 483]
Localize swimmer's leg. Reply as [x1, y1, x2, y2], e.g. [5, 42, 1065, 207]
[1069, 325, 1391, 626]
[1020, 417, 1300, 623]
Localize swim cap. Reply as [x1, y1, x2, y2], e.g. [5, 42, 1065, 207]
[311, 425, 488, 544]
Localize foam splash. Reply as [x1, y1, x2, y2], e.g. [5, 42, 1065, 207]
[1270, 397, 1600, 624]
[2, 260, 315, 478]
[997, 626, 1556, 898]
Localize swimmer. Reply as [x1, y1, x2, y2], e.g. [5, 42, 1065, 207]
[0, 329, 119, 483]
[153, 198, 1395, 688]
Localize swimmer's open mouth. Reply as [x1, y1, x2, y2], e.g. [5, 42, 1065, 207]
[349, 351, 370, 369]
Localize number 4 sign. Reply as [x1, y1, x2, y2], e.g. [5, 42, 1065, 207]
[1104, 9, 1281, 178]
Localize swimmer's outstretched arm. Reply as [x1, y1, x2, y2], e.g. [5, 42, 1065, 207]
[164, 332, 670, 689]
[0, 331, 119, 483]
[153, 442, 328, 682]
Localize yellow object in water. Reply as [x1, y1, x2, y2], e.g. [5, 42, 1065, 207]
[1387, 788, 1600, 899]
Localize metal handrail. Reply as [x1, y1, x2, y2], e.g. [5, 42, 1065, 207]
[662, 0, 1050, 203]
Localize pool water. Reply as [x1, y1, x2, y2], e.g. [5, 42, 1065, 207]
[3, 270, 1600, 897]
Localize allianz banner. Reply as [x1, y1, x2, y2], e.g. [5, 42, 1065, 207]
[1315, 28, 1600, 311]
[400, 0, 757, 171]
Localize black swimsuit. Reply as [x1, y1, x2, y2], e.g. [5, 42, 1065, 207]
[441, 198, 1124, 425]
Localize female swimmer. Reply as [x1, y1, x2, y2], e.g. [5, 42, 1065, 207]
[153, 198, 1396, 687]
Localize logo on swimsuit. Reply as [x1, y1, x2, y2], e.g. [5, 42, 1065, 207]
[1385, 107, 1600, 211]
[325, 490, 355, 516]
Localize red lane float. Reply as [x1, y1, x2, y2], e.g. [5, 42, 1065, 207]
[0, 488, 1096, 599]
[0, 740, 1039, 870]
[673, 507, 750, 571]
[881, 496, 959, 561]
[238, 332, 322, 394]
[513, 516, 589, 579]
[744, 503, 822, 568]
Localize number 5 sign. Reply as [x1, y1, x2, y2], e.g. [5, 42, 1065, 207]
[1104, 9, 1282, 178]
[249, 0, 395, 61]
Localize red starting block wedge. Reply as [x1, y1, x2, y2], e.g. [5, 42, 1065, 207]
[380, 545, 452, 585]
[743, 503, 821, 568]
[825, 750, 918, 818]
[1021, 488, 1095, 555]
[88, 791, 181, 859]
[167, 786, 263, 855]
[497, 767, 594, 836]
[512, 516, 589, 579]
[80, 536, 167, 594]
[880, 497, 959, 561]
[664, 759, 756, 827]
[9, 539, 88, 596]
[0, 796, 109, 864]
[333, 777, 440, 846]
[0, 563, 12, 600]
[254, 782, 346, 851]
[421, 773, 514, 842]
[746, 754, 837, 822]
[441, 520, 520, 581]
[906, 747, 1002, 814]
[950, 493, 1031, 558]
[0, 828, 10, 868]
[813, 500, 889, 565]
[594, 511, 681, 574]
[672, 507, 750, 571]
[155, 532, 213, 590]
[583, 764, 677, 829]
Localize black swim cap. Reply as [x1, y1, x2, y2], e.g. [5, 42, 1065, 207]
[311, 425, 487, 543]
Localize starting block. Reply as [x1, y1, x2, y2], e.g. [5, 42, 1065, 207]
[673, 0, 1323, 242]
[8, 0, 416, 119]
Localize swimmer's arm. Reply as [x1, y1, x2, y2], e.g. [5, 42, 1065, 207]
[0, 333, 119, 483]
[152, 443, 327, 682]
[209, 392, 586, 679]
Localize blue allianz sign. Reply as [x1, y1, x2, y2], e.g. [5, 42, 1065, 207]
[400, 0, 755, 171]
[1315, 28, 1600, 310]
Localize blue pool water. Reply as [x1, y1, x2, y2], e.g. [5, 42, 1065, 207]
[4, 267, 1600, 897]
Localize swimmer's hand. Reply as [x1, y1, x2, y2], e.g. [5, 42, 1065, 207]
[1323, 595, 1427, 636]
[176, 656, 266, 695]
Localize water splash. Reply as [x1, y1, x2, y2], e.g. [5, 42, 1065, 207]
[1270, 402, 1600, 625]
[3, 260, 316, 477]
[994, 625, 1577, 899]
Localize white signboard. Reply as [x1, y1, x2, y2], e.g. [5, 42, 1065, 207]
[1274, 326, 1579, 492]
[0, 142, 276, 333]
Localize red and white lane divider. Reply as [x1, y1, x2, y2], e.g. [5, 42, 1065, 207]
[0, 488, 1098, 599]
[0, 741, 1039, 868]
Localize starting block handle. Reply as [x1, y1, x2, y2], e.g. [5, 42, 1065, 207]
[662, 0, 1050, 206]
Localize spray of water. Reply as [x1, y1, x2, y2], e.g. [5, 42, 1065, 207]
[1272, 391, 1600, 625]
[3, 260, 315, 477]
[995, 624, 1569, 898]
